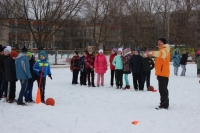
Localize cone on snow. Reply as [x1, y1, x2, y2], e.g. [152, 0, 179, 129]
[35, 88, 41, 104]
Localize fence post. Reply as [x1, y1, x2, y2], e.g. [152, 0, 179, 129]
[55, 50, 58, 65]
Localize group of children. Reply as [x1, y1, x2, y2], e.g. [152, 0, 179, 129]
[70, 46, 155, 90]
[0, 45, 52, 106]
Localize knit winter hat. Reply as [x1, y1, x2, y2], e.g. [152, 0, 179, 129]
[88, 46, 93, 52]
[10, 50, 18, 57]
[123, 48, 131, 55]
[21, 46, 28, 53]
[74, 51, 78, 55]
[158, 38, 167, 44]
[4, 46, 12, 54]
[118, 48, 123, 52]
[26, 52, 32, 59]
[98, 49, 103, 53]
[40, 51, 46, 57]
[112, 48, 117, 54]
[135, 48, 140, 54]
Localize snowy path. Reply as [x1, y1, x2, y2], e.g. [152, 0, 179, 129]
[0, 64, 200, 133]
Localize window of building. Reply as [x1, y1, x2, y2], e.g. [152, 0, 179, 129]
[89, 29, 92, 36]
[32, 41, 37, 48]
[84, 29, 87, 36]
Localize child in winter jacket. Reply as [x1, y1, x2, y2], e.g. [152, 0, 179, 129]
[109, 48, 117, 87]
[196, 49, 200, 77]
[172, 48, 181, 75]
[84, 46, 96, 87]
[79, 50, 88, 86]
[129, 48, 143, 91]
[122, 48, 132, 90]
[16, 46, 32, 105]
[24, 52, 36, 103]
[1, 46, 12, 100]
[70, 51, 80, 84]
[94, 49, 107, 87]
[33, 51, 52, 103]
[140, 52, 154, 90]
[112, 48, 123, 89]
[4, 51, 18, 103]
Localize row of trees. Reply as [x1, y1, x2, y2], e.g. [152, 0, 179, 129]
[0, 0, 200, 50]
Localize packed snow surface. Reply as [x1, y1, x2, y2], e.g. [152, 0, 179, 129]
[0, 64, 200, 133]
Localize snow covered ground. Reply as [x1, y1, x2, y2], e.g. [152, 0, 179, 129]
[0, 64, 200, 133]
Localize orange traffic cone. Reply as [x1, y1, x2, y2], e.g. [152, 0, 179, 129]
[35, 88, 41, 104]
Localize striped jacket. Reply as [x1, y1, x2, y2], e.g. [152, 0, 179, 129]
[33, 59, 51, 77]
[151, 44, 170, 78]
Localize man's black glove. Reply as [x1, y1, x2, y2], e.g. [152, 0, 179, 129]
[39, 71, 44, 75]
[48, 74, 52, 80]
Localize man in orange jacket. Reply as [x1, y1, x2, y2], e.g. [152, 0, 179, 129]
[148, 38, 170, 109]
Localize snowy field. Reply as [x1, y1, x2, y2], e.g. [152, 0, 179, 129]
[0, 64, 200, 133]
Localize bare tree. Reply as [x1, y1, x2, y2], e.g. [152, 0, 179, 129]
[0, 0, 83, 49]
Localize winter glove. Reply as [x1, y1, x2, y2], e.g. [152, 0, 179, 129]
[48, 74, 52, 80]
[39, 71, 44, 75]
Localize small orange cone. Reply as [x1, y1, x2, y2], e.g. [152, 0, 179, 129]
[35, 88, 41, 104]
[132, 121, 139, 125]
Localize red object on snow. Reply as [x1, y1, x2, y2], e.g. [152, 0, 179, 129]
[132, 121, 139, 125]
[46, 98, 55, 106]
[148, 86, 154, 91]
[152, 90, 157, 92]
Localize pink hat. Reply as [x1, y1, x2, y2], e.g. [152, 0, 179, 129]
[123, 48, 131, 55]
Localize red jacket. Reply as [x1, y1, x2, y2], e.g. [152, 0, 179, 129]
[94, 54, 107, 74]
[109, 54, 117, 70]
[84, 53, 95, 68]
[70, 56, 80, 70]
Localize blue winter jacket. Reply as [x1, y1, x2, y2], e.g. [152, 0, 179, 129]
[33, 58, 51, 77]
[129, 54, 143, 73]
[172, 48, 181, 67]
[15, 53, 32, 80]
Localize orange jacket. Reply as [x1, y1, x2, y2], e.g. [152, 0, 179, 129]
[151, 44, 170, 78]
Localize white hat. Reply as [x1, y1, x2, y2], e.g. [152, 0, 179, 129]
[118, 48, 123, 52]
[4, 46, 12, 54]
[98, 49, 103, 53]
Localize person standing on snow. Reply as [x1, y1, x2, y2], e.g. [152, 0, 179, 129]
[15, 46, 32, 106]
[33, 51, 52, 103]
[140, 52, 154, 90]
[4, 51, 18, 103]
[129, 48, 143, 91]
[196, 50, 200, 77]
[0, 45, 5, 100]
[180, 51, 189, 76]
[84, 46, 96, 87]
[70, 51, 80, 85]
[109, 48, 117, 87]
[94, 49, 107, 87]
[112, 48, 123, 89]
[148, 38, 170, 109]
[122, 48, 132, 90]
[172, 48, 181, 76]
[79, 50, 88, 86]
[2, 46, 12, 99]
[24, 52, 36, 103]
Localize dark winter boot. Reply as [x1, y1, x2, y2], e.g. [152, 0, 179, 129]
[127, 86, 130, 89]
[123, 85, 127, 90]
[116, 86, 119, 89]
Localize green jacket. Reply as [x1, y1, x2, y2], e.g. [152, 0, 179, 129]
[112, 55, 123, 70]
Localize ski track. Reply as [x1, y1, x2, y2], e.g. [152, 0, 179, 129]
[0, 64, 200, 133]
